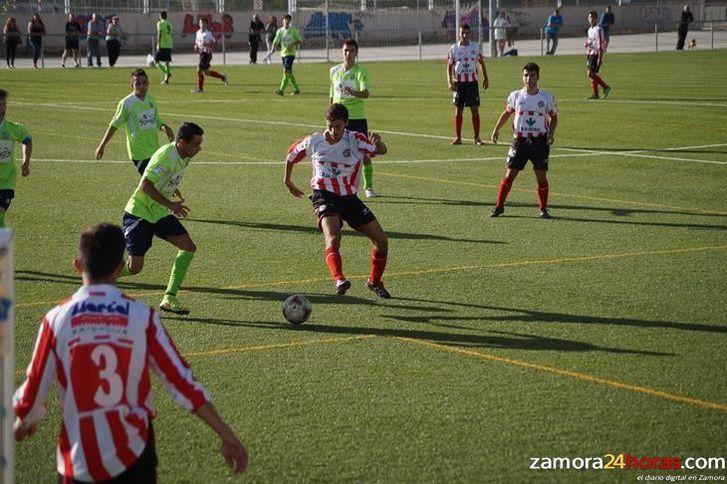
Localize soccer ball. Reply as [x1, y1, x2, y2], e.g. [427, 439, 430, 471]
[282, 295, 312, 325]
[146, 54, 156, 67]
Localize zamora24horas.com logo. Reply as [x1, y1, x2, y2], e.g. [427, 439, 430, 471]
[529, 453, 726, 473]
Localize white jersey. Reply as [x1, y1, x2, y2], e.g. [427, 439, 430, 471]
[195, 29, 215, 53]
[14, 284, 210, 482]
[586, 25, 605, 55]
[446, 42, 483, 83]
[505, 88, 557, 138]
[287, 130, 379, 196]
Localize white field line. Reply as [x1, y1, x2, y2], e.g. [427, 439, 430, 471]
[14, 101, 727, 166]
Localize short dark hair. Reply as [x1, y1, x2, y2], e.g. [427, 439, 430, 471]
[589, 10, 598, 17]
[522, 62, 540, 75]
[160, 11, 167, 19]
[460, 24, 471, 31]
[0, 89, 7, 101]
[177, 122, 204, 142]
[79, 223, 126, 281]
[342, 38, 358, 50]
[130, 68, 148, 79]
[283, 14, 292, 21]
[326, 103, 349, 122]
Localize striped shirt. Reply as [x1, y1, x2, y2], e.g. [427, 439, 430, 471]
[14, 284, 210, 482]
[287, 130, 378, 196]
[505, 88, 557, 138]
[195, 29, 215, 54]
[446, 42, 483, 83]
[586, 25, 605, 55]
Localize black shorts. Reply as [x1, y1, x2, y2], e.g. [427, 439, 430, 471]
[198, 52, 212, 70]
[506, 136, 550, 171]
[154, 48, 172, 62]
[282, 55, 295, 70]
[587, 54, 600, 73]
[123, 212, 188, 257]
[0, 189, 14, 211]
[346, 119, 368, 135]
[133, 158, 151, 175]
[65, 39, 79, 50]
[58, 421, 157, 484]
[452, 81, 480, 108]
[311, 190, 376, 230]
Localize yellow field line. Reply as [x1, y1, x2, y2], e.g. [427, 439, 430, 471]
[14, 244, 727, 310]
[183, 335, 374, 358]
[377, 171, 727, 216]
[395, 337, 727, 413]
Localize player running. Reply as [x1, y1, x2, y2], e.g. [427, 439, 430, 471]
[284, 104, 392, 298]
[0, 89, 32, 228]
[95, 69, 175, 174]
[155, 11, 174, 84]
[447, 24, 489, 145]
[329, 39, 378, 198]
[489, 63, 558, 219]
[272, 14, 303, 96]
[192, 17, 228, 94]
[121, 122, 204, 314]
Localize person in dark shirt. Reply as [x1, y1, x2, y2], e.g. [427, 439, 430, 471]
[676, 4, 694, 50]
[62, 14, 82, 68]
[248, 14, 265, 64]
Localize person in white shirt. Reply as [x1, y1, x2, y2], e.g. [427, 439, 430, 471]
[489, 63, 558, 219]
[192, 17, 228, 93]
[585, 10, 611, 100]
[14, 223, 248, 481]
[493, 10, 509, 57]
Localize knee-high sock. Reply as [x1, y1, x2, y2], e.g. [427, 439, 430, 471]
[279, 74, 290, 92]
[454, 115, 463, 139]
[156, 62, 168, 76]
[289, 73, 300, 91]
[208, 70, 223, 79]
[537, 181, 549, 211]
[120, 263, 132, 277]
[165, 250, 195, 296]
[325, 247, 344, 281]
[593, 74, 608, 88]
[496, 177, 513, 207]
[369, 249, 387, 283]
[198, 71, 205, 90]
[472, 113, 481, 138]
[363, 163, 374, 190]
[591, 80, 599, 96]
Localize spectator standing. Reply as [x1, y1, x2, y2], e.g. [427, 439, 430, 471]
[545, 9, 563, 55]
[3, 17, 21, 69]
[249, 14, 264, 64]
[27, 13, 45, 68]
[676, 5, 693, 50]
[506, 12, 517, 48]
[13, 223, 249, 481]
[105, 15, 125, 67]
[62, 13, 81, 67]
[263, 15, 278, 64]
[598, 6, 615, 51]
[493, 10, 509, 57]
[86, 13, 104, 67]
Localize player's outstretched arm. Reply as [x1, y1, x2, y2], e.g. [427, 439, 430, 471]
[21, 140, 32, 177]
[491, 111, 512, 143]
[284, 160, 304, 197]
[194, 402, 249, 474]
[95, 126, 117, 159]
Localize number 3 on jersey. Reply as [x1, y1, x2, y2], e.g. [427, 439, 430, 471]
[71, 343, 132, 411]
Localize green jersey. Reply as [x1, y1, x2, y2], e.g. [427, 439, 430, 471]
[329, 63, 370, 120]
[110, 93, 165, 161]
[273, 26, 302, 57]
[124, 143, 189, 223]
[0, 119, 31, 190]
[157, 19, 173, 49]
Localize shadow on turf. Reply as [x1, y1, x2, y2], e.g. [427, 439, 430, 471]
[17, 270, 167, 291]
[163, 314, 670, 356]
[187, 218, 505, 244]
[560, 145, 727, 155]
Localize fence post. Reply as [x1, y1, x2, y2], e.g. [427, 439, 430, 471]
[654, 23, 658, 52]
[222, 33, 227, 66]
[710, 21, 714, 50]
[418, 30, 422, 61]
[540, 27, 544, 55]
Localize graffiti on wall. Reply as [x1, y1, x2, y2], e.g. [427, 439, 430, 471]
[442, 8, 490, 37]
[304, 12, 365, 39]
[182, 14, 234, 39]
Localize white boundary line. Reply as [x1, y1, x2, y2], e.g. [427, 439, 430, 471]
[13, 101, 727, 166]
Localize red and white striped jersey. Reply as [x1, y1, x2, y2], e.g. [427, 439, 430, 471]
[195, 29, 215, 54]
[446, 42, 483, 83]
[505, 88, 558, 138]
[14, 284, 210, 482]
[586, 25, 605, 55]
[287, 130, 379, 196]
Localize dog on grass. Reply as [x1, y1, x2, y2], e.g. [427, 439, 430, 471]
[688, 38, 697, 50]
